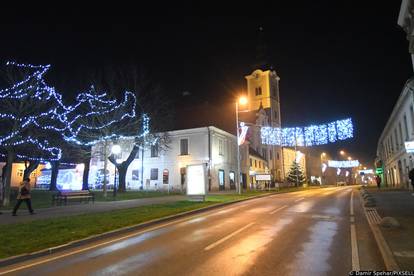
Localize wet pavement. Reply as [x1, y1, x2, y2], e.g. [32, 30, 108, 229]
[0, 186, 384, 275]
[368, 189, 414, 270]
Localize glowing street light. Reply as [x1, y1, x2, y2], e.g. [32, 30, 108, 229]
[239, 96, 248, 105]
[236, 96, 248, 195]
[347, 156, 352, 161]
[111, 144, 122, 155]
[340, 150, 345, 156]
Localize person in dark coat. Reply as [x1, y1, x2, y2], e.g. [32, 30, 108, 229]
[375, 175, 381, 190]
[12, 177, 35, 216]
[410, 168, 414, 195]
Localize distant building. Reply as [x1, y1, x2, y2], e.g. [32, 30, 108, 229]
[376, 78, 414, 188]
[0, 162, 46, 188]
[90, 126, 238, 192]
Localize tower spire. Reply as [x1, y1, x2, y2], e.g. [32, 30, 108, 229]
[252, 26, 272, 71]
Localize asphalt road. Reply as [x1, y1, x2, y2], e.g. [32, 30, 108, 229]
[0, 186, 383, 276]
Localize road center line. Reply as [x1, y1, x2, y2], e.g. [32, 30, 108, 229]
[269, 205, 288, 215]
[204, 222, 255, 251]
[294, 197, 305, 202]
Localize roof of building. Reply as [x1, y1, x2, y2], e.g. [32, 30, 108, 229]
[249, 146, 266, 161]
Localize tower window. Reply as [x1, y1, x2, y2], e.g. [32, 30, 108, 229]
[255, 87, 262, 96]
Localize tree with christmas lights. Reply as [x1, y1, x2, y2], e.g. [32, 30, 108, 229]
[287, 161, 306, 187]
[85, 66, 172, 193]
[0, 62, 67, 206]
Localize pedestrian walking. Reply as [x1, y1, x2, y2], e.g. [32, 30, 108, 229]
[12, 177, 35, 216]
[375, 175, 381, 190]
[409, 168, 414, 196]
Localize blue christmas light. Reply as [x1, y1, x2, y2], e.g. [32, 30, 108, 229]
[260, 118, 354, 146]
[0, 62, 141, 161]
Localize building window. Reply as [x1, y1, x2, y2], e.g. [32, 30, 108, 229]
[274, 110, 278, 120]
[255, 86, 262, 96]
[411, 105, 414, 134]
[404, 114, 409, 140]
[259, 161, 261, 168]
[262, 149, 267, 160]
[250, 158, 252, 166]
[219, 170, 225, 190]
[270, 150, 273, 160]
[219, 139, 224, 156]
[151, 144, 158, 157]
[277, 152, 280, 160]
[134, 149, 139, 159]
[132, 169, 140, 181]
[399, 122, 403, 146]
[180, 139, 188, 155]
[150, 168, 158, 180]
[229, 171, 235, 189]
[394, 129, 399, 150]
[17, 169, 23, 177]
[163, 169, 169, 184]
[255, 160, 257, 167]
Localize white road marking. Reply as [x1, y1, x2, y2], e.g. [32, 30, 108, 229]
[204, 222, 255, 251]
[269, 205, 288, 215]
[294, 197, 305, 202]
[349, 190, 360, 271]
[350, 190, 354, 216]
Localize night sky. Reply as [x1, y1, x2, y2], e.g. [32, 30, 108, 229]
[0, 3, 412, 166]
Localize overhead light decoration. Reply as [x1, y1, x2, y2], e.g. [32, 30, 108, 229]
[337, 168, 341, 175]
[328, 160, 360, 168]
[261, 118, 353, 146]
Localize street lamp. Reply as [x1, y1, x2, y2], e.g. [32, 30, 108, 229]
[347, 156, 352, 161]
[340, 150, 345, 156]
[320, 152, 327, 185]
[236, 96, 248, 195]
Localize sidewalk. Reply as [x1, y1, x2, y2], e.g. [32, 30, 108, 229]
[0, 195, 186, 225]
[368, 188, 414, 270]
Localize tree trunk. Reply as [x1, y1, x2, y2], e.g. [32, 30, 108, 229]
[49, 161, 60, 191]
[108, 144, 139, 194]
[103, 140, 108, 197]
[23, 160, 40, 180]
[82, 158, 91, 190]
[2, 150, 14, 207]
[117, 165, 127, 192]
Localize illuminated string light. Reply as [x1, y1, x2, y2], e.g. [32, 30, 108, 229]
[261, 118, 354, 146]
[328, 160, 360, 168]
[0, 62, 140, 161]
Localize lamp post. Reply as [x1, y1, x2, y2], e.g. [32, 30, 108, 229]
[320, 152, 326, 185]
[111, 144, 122, 197]
[236, 96, 248, 195]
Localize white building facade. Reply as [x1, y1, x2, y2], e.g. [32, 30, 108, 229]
[398, 0, 414, 71]
[89, 126, 238, 192]
[377, 78, 414, 188]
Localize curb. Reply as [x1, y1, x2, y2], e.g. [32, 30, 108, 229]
[0, 191, 281, 268]
[357, 189, 400, 270]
